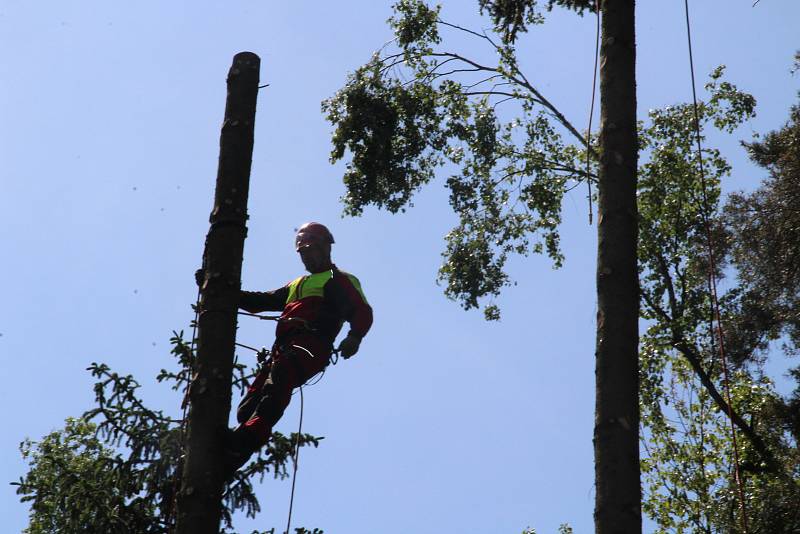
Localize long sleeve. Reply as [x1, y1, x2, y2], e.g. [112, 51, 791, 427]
[333, 272, 373, 339]
[238, 285, 289, 313]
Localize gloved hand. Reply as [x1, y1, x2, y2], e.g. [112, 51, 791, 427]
[337, 333, 362, 359]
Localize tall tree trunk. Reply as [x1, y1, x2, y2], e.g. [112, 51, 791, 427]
[594, 2, 641, 533]
[176, 51, 260, 534]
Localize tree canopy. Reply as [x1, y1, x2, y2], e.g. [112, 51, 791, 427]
[324, 0, 597, 320]
[638, 75, 800, 532]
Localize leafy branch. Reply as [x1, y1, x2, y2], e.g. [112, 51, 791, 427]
[324, 0, 595, 319]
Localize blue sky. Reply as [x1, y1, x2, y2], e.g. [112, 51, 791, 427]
[1, 1, 798, 533]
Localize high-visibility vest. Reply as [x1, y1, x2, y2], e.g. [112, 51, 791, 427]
[285, 269, 367, 304]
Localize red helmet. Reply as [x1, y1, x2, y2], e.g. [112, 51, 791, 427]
[295, 222, 335, 251]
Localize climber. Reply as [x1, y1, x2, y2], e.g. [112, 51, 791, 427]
[212, 222, 373, 476]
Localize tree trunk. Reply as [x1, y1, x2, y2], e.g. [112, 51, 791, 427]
[176, 51, 260, 534]
[594, 2, 641, 533]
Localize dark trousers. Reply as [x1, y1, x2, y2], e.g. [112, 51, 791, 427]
[236, 335, 330, 445]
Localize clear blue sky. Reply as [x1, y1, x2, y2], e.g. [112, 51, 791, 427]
[1, 2, 797, 533]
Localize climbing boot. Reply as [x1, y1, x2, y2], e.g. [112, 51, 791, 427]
[221, 426, 261, 479]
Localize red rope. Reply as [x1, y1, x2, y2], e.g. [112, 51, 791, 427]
[683, 1, 749, 531]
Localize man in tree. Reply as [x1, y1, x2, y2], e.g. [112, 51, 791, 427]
[208, 222, 373, 475]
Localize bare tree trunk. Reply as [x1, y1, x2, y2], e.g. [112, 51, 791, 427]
[176, 51, 260, 534]
[594, 2, 641, 533]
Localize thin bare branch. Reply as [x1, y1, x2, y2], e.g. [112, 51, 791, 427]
[436, 19, 501, 51]
[422, 56, 460, 79]
[462, 90, 519, 98]
[502, 66, 596, 159]
[429, 52, 499, 74]
[465, 74, 505, 91]
[493, 96, 516, 109]
[380, 49, 592, 158]
[379, 57, 407, 75]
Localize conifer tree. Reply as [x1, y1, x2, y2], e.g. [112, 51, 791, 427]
[14, 333, 322, 533]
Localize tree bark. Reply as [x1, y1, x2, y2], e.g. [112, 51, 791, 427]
[176, 52, 260, 534]
[594, 2, 641, 533]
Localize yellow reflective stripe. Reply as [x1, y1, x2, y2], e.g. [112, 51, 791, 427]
[285, 271, 333, 304]
[285, 276, 304, 304]
[346, 274, 368, 304]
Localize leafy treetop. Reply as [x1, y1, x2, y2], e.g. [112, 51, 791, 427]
[324, 0, 595, 320]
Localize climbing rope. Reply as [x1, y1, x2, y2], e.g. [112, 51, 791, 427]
[285, 386, 304, 534]
[239, 310, 318, 332]
[683, 1, 749, 531]
[239, 311, 282, 321]
[585, 0, 601, 225]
